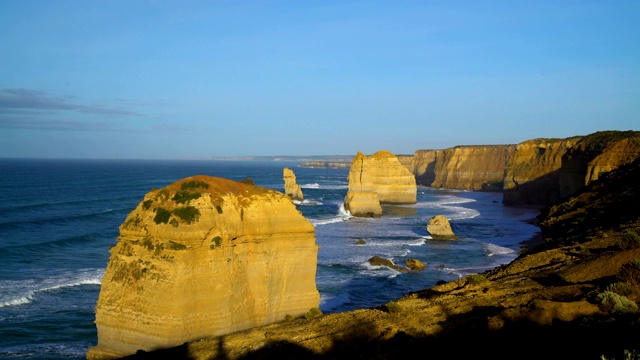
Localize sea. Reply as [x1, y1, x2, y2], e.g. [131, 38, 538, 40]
[0, 158, 541, 359]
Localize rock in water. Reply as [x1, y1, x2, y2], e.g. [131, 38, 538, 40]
[344, 150, 416, 217]
[283, 167, 303, 201]
[427, 215, 457, 240]
[87, 175, 319, 359]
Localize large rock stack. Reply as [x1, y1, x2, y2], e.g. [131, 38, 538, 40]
[344, 150, 416, 217]
[283, 167, 303, 201]
[87, 175, 319, 359]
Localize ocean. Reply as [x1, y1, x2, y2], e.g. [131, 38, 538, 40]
[0, 158, 541, 359]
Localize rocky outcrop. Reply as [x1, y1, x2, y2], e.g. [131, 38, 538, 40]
[430, 145, 516, 191]
[87, 176, 319, 359]
[410, 149, 442, 186]
[343, 152, 383, 218]
[120, 152, 640, 360]
[405, 258, 426, 271]
[344, 150, 417, 217]
[283, 167, 303, 201]
[426, 215, 457, 239]
[504, 131, 640, 205]
[368, 256, 408, 272]
[503, 137, 581, 205]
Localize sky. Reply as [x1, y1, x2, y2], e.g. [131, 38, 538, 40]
[0, 1, 638, 159]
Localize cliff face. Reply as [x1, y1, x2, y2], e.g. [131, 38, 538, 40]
[503, 137, 581, 205]
[429, 145, 516, 191]
[87, 175, 319, 359]
[283, 167, 303, 201]
[410, 149, 442, 186]
[504, 131, 640, 205]
[343, 150, 417, 217]
[343, 152, 383, 217]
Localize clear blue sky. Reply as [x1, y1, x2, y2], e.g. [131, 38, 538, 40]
[1, 1, 638, 159]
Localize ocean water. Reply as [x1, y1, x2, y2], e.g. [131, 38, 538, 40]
[0, 159, 540, 359]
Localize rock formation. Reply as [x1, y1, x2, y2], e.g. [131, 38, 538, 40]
[368, 256, 408, 272]
[118, 151, 640, 360]
[426, 215, 457, 239]
[343, 152, 383, 217]
[405, 258, 426, 271]
[283, 167, 304, 201]
[429, 145, 516, 191]
[504, 131, 640, 205]
[410, 149, 442, 186]
[344, 150, 417, 217]
[87, 175, 319, 359]
[503, 137, 581, 205]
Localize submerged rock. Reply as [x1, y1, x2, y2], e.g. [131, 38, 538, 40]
[87, 175, 319, 359]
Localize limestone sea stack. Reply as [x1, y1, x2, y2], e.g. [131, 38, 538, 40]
[426, 215, 457, 240]
[87, 175, 319, 359]
[344, 150, 417, 217]
[283, 167, 303, 201]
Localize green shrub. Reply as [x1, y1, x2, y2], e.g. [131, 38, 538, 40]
[181, 180, 209, 190]
[240, 178, 255, 185]
[597, 291, 638, 314]
[173, 206, 200, 224]
[142, 200, 153, 209]
[156, 189, 170, 200]
[386, 301, 402, 313]
[167, 240, 187, 250]
[153, 207, 172, 224]
[142, 237, 154, 251]
[618, 229, 640, 250]
[216, 205, 223, 214]
[172, 190, 201, 204]
[467, 274, 489, 285]
[305, 307, 323, 320]
[618, 259, 640, 287]
[210, 236, 222, 249]
[606, 282, 635, 297]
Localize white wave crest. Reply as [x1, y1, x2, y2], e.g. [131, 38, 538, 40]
[310, 203, 352, 226]
[484, 243, 516, 257]
[293, 199, 323, 206]
[0, 269, 104, 308]
[301, 183, 320, 189]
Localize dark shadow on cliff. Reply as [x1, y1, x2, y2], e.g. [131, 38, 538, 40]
[503, 169, 564, 206]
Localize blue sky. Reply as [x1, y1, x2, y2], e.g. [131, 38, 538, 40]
[1, 1, 638, 159]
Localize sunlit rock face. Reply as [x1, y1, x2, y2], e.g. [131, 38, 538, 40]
[283, 167, 303, 201]
[426, 215, 457, 240]
[504, 131, 640, 206]
[344, 150, 417, 217]
[503, 137, 581, 205]
[429, 145, 516, 191]
[87, 175, 319, 359]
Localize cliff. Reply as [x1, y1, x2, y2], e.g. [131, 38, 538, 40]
[343, 152, 383, 217]
[343, 150, 416, 217]
[410, 149, 442, 186]
[120, 151, 640, 360]
[504, 131, 640, 205]
[503, 137, 582, 205]
[429, 145, 516, 191]
[283, 167, 303, 201]
[87, 175, 319, 359]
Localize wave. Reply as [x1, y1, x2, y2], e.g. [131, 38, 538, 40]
[484, 243, 516, 257]
[292, 199, 323, 206]
[0, 269, 104, 308]
[310, 203, 352, 226]
[300, 183, 348, 190]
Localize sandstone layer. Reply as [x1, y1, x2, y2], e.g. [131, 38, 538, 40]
[283, 167, 304, 201]
[429, 145, 516, 191]
[87, 175, 319, 359]
[121, 155, 640, 360]
[343, 150, 417, 217]
[409, 149, 442, 186]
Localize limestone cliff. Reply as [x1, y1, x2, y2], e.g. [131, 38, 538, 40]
[344, 150, 417, 217]
[503, 137, 581, 205]
[343, 152, 382, 217]
[410, 149, 442, 186]
[283, 167, 303, 201]
[87, 175, 319, 359]
[503, 131, 640, 205]
[429, 145, 516, 191]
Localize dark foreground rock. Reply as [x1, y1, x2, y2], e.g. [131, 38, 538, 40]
[117, 157, 640, 360]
